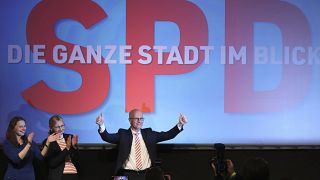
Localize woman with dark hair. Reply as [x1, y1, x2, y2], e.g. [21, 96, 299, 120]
[43, 114, 80, 180]
[3, 116, 58, 180]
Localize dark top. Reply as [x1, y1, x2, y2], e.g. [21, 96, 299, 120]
[99, 125, 182, 174]
[43, 133, 80, 180]
[3, 139, 43, 180]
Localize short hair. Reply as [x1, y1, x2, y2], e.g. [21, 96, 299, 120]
[129, 108, 142, 118]
[48, 114, 64, 134]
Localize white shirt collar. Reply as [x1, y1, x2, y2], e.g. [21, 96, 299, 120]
[130, 128, 141, 135]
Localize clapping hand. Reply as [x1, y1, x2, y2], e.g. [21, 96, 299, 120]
[43, 133, 59, 148]
[27, 132, 34, 144]
[72, 134, 78, 148]
[47, 133, 59, 143]
[66, 136, 71, 150]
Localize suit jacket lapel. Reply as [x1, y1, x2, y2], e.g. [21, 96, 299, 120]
[141, 129, 151, 152]
[127, 128, 133, 149]
[141, 129, 147, 142]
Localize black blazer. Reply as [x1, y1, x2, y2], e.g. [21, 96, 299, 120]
[99, 125, 182, 174]
[42, 134, 80, 180]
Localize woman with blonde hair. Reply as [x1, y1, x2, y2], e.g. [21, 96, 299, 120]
[43, 115, 80, 180]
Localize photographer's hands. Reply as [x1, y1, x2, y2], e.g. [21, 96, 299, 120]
[210, 158, 218, 176]
[210, 158, 236, 178]
[226, 159, 236, 177]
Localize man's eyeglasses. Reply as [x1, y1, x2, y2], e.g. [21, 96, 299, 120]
[53, 125, 65, 129]
[129, 118, 144, 121]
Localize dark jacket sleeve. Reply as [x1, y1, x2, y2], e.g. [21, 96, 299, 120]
[3, 140, 23, 164]
[98, 128, 121, 144]
[45, 143, 69, 168]
[155, 125, 182, 143]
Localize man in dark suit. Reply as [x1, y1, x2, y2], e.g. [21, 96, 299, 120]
[96, 109, 187, 180]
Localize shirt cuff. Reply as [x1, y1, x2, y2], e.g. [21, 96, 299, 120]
[99, 124, 106, 133]
[177, 123, 183, 130]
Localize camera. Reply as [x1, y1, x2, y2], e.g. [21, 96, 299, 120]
[212, 143, 227, 175]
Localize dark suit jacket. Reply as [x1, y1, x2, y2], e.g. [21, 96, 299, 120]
[99, 125, 182, 173]
[42, 134, 80, 180]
